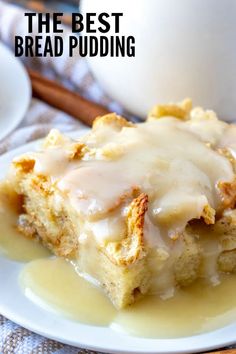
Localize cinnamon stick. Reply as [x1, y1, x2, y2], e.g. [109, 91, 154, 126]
[206, 351, 236, 354]
[28, 69, 110, 126]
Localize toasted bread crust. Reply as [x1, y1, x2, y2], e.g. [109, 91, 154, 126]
[148, 98, 192, 120]
[13, 156, 36, 174]
[218, 178, 236, 211]
[104, 193, 148, 266]
[202, 204, 215, 225]
[93, 113, 134, 130]
[67, 142, 87, 160]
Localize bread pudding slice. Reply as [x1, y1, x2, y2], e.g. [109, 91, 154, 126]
[7, 100, 236, 309]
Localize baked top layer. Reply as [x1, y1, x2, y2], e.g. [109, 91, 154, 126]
[8, 99, 236, 307]
[12, 99, 236, 235]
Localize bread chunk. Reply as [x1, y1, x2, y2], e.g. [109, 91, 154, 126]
[7, 101, 236, 308]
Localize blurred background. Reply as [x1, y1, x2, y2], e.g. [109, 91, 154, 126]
[3, 0, 79, 26]
[2, 0, 236, 121]
[4, 0, 78, 13]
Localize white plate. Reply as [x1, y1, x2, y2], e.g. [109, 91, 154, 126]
[0, 134, 236, 354]
[0, 42, 31, 140]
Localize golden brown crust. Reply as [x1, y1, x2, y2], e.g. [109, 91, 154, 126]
[218, 178, 236, 211]
[148, 98, 192, 120]
[67, 142, 88, 160]
[93, 113, 134, 130]
[103, 193, 148, 266]
[13, 156, 36, 174]
[201, 204, 215, 225]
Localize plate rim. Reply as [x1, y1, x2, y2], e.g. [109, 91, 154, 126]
[0, 42, 31, 140]
[0, 133, 236, 354]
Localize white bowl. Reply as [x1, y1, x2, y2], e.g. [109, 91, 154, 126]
[82, 0, 236, 121]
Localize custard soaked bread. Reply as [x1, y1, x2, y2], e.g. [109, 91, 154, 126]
[8, 99, 236, 308]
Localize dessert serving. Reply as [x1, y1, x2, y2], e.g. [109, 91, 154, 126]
[4, 99, 236, 312]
